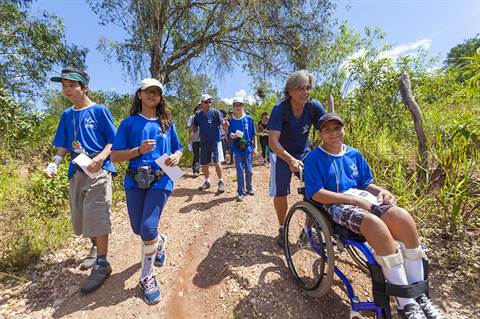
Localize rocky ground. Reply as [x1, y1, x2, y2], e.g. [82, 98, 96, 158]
[0, 160, 478, 318]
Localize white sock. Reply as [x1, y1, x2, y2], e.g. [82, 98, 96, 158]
[219, 178, 224, 183]
[403, 249, 425, 284]
[140, 243, 156, 280]
[381, 263, 416, 309]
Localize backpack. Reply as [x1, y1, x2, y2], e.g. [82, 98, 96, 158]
[211, 108, 222, 126]
[282, 99, 322, 130]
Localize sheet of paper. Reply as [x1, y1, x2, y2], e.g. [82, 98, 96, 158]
[343, 188, 380, 205]
[155, 154, 185, 182]
[72, 153, 103, 179]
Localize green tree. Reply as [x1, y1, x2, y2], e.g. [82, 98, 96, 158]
[445, 34, 480, 68]
[460, 48, 480, 91]
[88, 0, 335, 84]
[0, 1, 87, 98]
[167, 65, 217, 109]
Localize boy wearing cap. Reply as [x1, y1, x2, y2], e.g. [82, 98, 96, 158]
[304, 113, 445, 319]
[267, 70, 325, 247]
[228, 97, 257, 201]
[44, 67, 117, 293]
[190, 94, 227, 193]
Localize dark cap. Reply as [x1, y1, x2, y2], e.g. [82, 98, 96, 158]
[50, 67, 90, 85]
[317, 113, 344, 130]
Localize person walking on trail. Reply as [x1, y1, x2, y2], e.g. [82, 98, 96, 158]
[110, 78, 183, 305]
[190, 94, 227, 193]
[304, 113, 446, 319]
[220, 109, 230, 163]
[187, 103, 201, 177]
[228, 97, 257, 202]
[43, 67, 117, 294]
[256, 112, 270, 164]
[267, 70, 325, 247]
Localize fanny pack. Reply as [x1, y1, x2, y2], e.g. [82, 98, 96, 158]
[233, 139, 253, 151]
[127, 166, 165, 189]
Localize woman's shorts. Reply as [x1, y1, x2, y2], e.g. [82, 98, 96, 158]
[322, 203, 393, 234]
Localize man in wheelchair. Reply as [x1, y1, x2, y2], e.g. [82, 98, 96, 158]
[303, 113, 445, 319]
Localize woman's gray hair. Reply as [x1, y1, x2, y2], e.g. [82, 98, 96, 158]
[283, 70, 316, 99]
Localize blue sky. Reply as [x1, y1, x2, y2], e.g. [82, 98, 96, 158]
[32, 0, 480, 102]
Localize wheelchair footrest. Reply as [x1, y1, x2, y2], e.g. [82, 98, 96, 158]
[383, 280, 429, 298]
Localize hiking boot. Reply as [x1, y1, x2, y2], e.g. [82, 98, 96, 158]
[246, 190, 254, 196]
[198, 181, 211, 190]
[217, 180, 225, 193]
[236, 195, 245, 202]
[277, 227, 285, 248]
[80, 263, 112, 294]
[80, 245, 97, 270]
[139, 273, 161, 305]
[415, 294, 446, 319]
[398, 303, 427, 319]
[154, 234, 167, 267]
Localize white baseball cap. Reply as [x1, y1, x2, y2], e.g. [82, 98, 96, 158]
[139, 78, 163, 91]
[200, 94, 213, 102]
[232, 97, 244, 105]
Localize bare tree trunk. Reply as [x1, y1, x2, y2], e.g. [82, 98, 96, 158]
[328, 93, 334, 112]
[399, 72, 429, 184]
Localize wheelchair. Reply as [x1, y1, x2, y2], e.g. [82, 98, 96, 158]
[283, 186, 430, 319]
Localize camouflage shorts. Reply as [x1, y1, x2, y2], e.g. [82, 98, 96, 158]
[323, 203, 393, 234]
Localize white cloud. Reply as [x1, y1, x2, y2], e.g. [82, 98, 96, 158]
[379, 39, 432, 59]
[221, 89, 258, 105]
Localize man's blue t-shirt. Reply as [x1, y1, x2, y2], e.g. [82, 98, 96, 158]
[227, 114, 256, 153]
[53, 104, 117, 178]
[192, 108, 222, 144]
[267, 99, 325, 158]
[112, 114, 183, 191]
[304, 145, 374, 199]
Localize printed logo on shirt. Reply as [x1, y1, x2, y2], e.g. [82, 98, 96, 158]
[157, 129, 166, 139]
[350, 163, 359, 177]
[301, 124, 309, 135]
[84, 117, 95, 129]
[207, 118, 213, 124]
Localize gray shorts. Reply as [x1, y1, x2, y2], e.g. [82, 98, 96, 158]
[69, 170, 112, 237]
[323, 203, 393, 234]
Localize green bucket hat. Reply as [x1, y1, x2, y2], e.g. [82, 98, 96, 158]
[50, 67, 90, 85]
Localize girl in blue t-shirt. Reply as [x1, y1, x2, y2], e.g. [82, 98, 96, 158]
[228, 97, 256, 201]
[111, 78, 183, 305]
[304, 113, 444, 319]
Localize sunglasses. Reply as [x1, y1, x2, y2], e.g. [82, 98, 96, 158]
[204, 100, 213, 104]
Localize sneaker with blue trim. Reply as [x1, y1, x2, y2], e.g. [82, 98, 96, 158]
[154, 234, 167, 267]
[139, 273, 161, 305]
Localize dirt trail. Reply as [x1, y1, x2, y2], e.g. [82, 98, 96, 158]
[0, 162, 478, 318]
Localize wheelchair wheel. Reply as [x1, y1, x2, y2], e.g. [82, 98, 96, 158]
[346, 245, 370, 274]
[284, 201, 335, 298]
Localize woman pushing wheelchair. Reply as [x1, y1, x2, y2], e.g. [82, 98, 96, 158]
[303, 113, 445, 319]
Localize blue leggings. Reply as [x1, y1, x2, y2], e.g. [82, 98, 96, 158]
[234, 151, 253, 196]
[125, 188, 171, 241]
